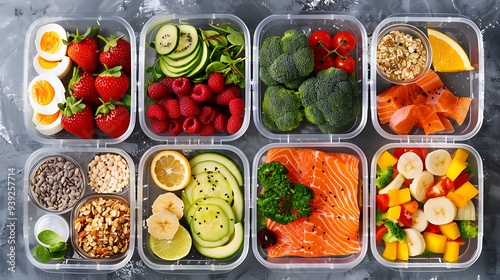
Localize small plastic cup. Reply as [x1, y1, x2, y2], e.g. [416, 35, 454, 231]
[34, 214, 69, 247]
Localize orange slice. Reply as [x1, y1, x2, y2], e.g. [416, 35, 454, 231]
[427, 28, 474, 72]
[150, 150, 191, 191]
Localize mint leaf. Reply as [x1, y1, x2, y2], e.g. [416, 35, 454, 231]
[38, 230, 64, 245]
[50, 250, 66, 260]
[49, 241, 67, 253]
[34, 245, 51, 263]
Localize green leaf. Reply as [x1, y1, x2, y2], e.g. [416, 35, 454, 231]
[38, 230, 64, 245]
[122, 95, 132, 109]
[33, 245, 51, 263]
[49, 241, 67, 253]
[220, 53, 235, 64]
[227, 32, 244, 46]
[205, 61, 227, 74]
[50, 250, 66, 260]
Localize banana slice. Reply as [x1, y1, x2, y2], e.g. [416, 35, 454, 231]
[397, 152, 423, 179]
[147, 210, 180, 240]
[378, 173, 405, 194]
[468, 200, 476, 221]
[423, 197, 457, 225]
[411, 209, 428, 232]
[456, 200, 476, 221]
[409, 171, 435, 203]
[152, 192, 184, 219]
[403, 228, 426, 256]
[425, 149, 452, 176]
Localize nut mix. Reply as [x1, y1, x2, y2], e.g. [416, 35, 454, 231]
[74, 197, 130, 258]
[88, 153, 130, 193]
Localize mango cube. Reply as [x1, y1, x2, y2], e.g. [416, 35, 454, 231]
[387, 188, 411, 207]
[446, 158, 467, 181]
[387, 205, 401, 220]
[443, 241, 460, 263]
[452, 148, 469, 162]
[423, 232, 448, 253]
[439, 222, 461, 240]
[378, 151, 398, 170]
[447, 191, 468, 208]
[454, 181, 479, 201]
[396, 240, 409, 261]
[382, 241, 397, 261]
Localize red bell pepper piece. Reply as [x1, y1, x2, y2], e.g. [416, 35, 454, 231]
[376, 225, 388, 243]
[453, 171, 471, 189]
[425, 223, 441, 234]
[376, 193, 390, 213]
[399, 200, 419, 228]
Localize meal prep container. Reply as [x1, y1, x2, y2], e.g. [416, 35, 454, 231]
[138, 13, 251, 142]
[252, 13, 368, 141]
[137, 144, 250, 273]
[251, 142, 369, 272]
[369, 143, 484, 271]
[370, 15, 484, 141]
[23, 15, 137, 145]
[23, 147, 136, 273]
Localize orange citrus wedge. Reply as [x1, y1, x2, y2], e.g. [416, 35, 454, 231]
[427, 28, 474, 72]
[150, 150, 191, 191]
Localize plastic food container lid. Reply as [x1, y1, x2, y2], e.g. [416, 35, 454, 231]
[34, 214, 69, 247]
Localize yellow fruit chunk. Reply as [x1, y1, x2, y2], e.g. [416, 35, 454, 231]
[387, 205, 401, 220]
[446, 158, 467, 181]
[454, 181, 479, 201]
[378, 151, 398, 170]
[452, 148, 469, 162]
[446, 191, 468, 208]
[443, 241, 460, 263]
[398, 188, 411, 205]
[150, 150, 191, 191]
[439, 222, 461, 240]
[427, 28, 474, 72]
[383, 241, 397, 261]
[423, 232, 448, 253]
[396, 240, 409, 261]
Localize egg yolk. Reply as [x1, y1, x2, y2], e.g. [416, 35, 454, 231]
[35, 111, 60, 125]
[32, 80, 55, 106]
[40, 31, 62, 54]
[37, 55, 59, 69]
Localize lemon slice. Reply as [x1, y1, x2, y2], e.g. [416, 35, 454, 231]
[149, 225, 192, 261]
[150, 150, 191, 191]
[427, 28, 475, 72]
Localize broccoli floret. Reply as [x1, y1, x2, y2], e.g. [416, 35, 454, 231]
[281, 29, 308, 53]
[376, 165, 394, 189]
[383, 220, 406, 243]
[299, 67, 361, 133]
[259, 36, 283, 67]
[292, 46, 315, 77]
[259, 67, 280, 86]
[376, 208, 388, 226]
[268, 53, 301, 85]
[457, 220, 478, 238]
[262, 86, 303, 131]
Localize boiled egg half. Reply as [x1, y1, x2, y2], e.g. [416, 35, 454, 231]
[28, 73, 66, 115]
[33, 54, 72, 79]
[35, 23, 68, 62]
[32, 110, 63, 135]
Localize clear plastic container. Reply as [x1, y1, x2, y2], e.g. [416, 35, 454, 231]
[370, 15, 484, 141]
[138, 13, 251, 142]
[23, 15, 137, 145]
[137, 144, 250, 273]
[251, 142, 368, 272]
[369, 143, 483, 271]
[252, 13, 368, 141]
[23, 147, 136, 273]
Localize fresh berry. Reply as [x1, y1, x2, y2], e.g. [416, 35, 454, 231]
[228, 98, 245, 116]
[68, 67, 101, 107]
[182, 116, 201, 133]
[207, 72, 225, 93]
[226, 115, 243, 134]
[171, 77, 192, 96]
[167, 119, 183, 136]
[197, 123, 217, 136]
[163, 98, 182, 119]
[98, 34, 131, 75]
[147, 82, 169, 100]
[156, 97, 168, 108]
[65, 27, 99, 73]
[159, 76, 175, 94]
[179, 96, 200, 117]
[198, 106, 216, 125]
[146, 103, 168, 120]
[191, 83, 212, 102]
[215, 84, 240, 105]
[151, 119, 169, 133]
[95, 65, 129, 102]
[58, 96, 94, 139]
[213, 113, 228, 132]
[95, 100, 130, 138]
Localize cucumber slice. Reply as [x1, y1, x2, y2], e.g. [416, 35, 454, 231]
[186, 41, 209, 77]
[189, 153, 243, 186]
[162, 40, 200, 68]
[168, 24, 199, 60]
[154, 24, 180, 55]
[194, 222, 243, 259]
[185, 197, 235, 225]
[191, 204, 229, 242]
[190, 171, 234, 206]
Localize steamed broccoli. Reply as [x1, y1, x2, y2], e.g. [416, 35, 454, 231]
[383, 220, 406, 243]
[299, 67, 361, 134]
[376, 165, 394, 189]
[376, 208, 388, 226]
[262, 85, 303, 131]
[457, 220, 478, 238]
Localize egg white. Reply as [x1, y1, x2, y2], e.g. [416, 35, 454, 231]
[32, 110, 63, 136]
[33, 54, 72, 79]
[28, 73, 66, 115]
[35, 23, 68, 61]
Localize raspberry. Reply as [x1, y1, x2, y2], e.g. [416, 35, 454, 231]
[150, 118, 169, 133]
[228, 98, 245, 116]
[159, 76, 174, 94]
[191, 83, 212, 102]
[226, 115, 243, 134]
[147, 82, 169, 100]
[167, 119, 183, 136]
[146, 103, 167, 120]
[213, 113, 228, 132]
[164, 98, 182, 119]
[197, 123, 217, 136]
[171, 77, 192, 96]
[179, 96, 200, 117]
[156, 97, 169, 108]
[207, 72, 225, 93]
[198, 106, 216, 125]
[215, 84, 240, 105]
[182, 116, 201, 133]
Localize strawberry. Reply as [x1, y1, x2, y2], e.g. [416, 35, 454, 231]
[191, 83, 212, 102]
[227, 115, 243, 134]
[95, 65, 129, 102]
[147, 82, 169, 100]
[151, 119, 169, 133]
[58, 96, 94, 139]
[160, 76, 175, 94]
[146, 103, 167, 120]
[228, 98, 245, 116]
[197, 123, 217, 136]
[167, 119, 183, 136]
[68, 67, 101, 107]
[213, 113, 228, 132]
[215, 84, 240, 105]
[199, 105, 216, 125]
[183, 116, 201, 133]
[171, 77, 192, 96]
[208, 72, 225, 93]
[65, 27, 99, 73]
[98, 34, 131, 75]
[179, 96, 200, 117]
[95, 99, 130, 138]
[164, 98, 182, 119]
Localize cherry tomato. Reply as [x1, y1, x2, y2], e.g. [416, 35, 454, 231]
[426, 178, 450, 199]
[424, 223, 441, 234]
[313, 53, 335, 73]
[376, 225, 388, 243]
[309, 30, 333, 56]
[332, 31, 356, 56]
[333, 55, 355, 75]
